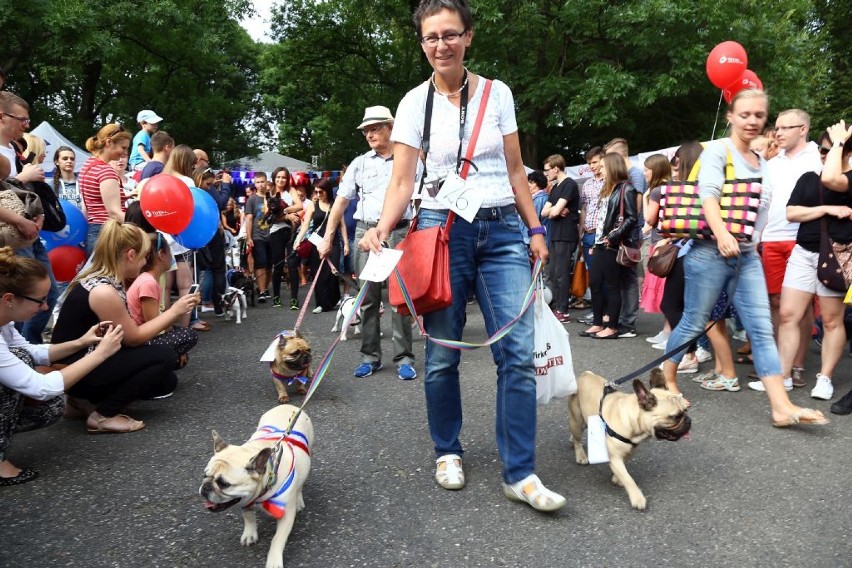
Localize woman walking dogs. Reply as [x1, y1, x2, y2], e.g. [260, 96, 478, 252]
[360, 0, 563, 511]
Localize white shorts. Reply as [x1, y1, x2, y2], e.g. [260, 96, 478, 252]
[781, 244, 845, 297]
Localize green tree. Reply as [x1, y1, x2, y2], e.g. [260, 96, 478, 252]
[1, 0, 261, 163]
[263, 0, 823, 168]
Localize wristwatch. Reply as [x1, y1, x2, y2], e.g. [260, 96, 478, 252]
[528, 226, 547, 238]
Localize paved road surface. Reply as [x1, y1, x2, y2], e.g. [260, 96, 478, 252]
[2, 298, 850, 567]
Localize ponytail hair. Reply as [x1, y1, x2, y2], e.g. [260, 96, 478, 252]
[0, 246, 48, 297]
[85, 123, 131, 154]
[73, 220, 149, 286]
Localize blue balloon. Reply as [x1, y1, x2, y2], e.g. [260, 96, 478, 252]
[175, 187, 219, 249]
[40, 200, 88, 252]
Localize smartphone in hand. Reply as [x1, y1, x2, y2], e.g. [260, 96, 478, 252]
[188, 283, 200, 295]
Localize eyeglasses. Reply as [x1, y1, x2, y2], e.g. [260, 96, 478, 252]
[108, 124, 124, 137]
[775, 125, 804, 133]
[18, 294, 48, 307]
[819, 146, 833, 156]
[419, 29, 468, 48]
[1, 112, 30, 127]
[362, 124, 387, 136]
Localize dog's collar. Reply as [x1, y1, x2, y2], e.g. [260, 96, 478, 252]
[599, 385, 639, 448]
[269, 363, 309, 384]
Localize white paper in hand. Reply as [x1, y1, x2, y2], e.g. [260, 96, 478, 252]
[586, 414, 610, 464]
[359, 248, 403, 282]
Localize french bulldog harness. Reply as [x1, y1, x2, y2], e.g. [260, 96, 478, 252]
[599, 385, 638, 447]
[243, 425, 311, 519]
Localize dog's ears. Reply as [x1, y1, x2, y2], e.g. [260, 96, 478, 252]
[649, 368, 667, 390]
[212, 430, 228, 453]
[247, 447, 274, 475]
[633, 379, 658, 411]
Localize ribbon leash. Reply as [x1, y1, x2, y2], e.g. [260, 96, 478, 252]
[292, 257, 327, 331]
[396, 259, 543, 351]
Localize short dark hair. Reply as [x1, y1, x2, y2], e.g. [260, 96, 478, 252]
[544, 154, 566, 170]
[413, 0, 473, 37]
[527, 170, 547, 189]
[151, 131, 174, 153]
[585, 146, 604, 162]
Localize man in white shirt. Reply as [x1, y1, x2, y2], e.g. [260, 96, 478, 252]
[0, 92, 43, 246]
[318, 106, 416, 381]
[749, 109, 822, 392]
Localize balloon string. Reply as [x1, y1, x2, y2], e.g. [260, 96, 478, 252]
[711, 90, 724, 141]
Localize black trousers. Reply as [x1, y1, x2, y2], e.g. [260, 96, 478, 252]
[66, 345, 178, 416]
[547, 240, 577, 312]
[589, 246, 630, 329]
[269, 227, 293, 299]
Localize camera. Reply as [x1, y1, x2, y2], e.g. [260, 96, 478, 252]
[421, 175, 446, 198]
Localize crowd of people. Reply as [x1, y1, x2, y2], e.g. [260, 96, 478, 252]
[1, 0, 850, 518]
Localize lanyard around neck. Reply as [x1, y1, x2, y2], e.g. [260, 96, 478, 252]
[422, 69, 470, 174]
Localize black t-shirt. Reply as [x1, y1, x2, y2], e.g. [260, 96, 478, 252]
[789, 171, 852, 249]
[828, 172, 852, 244]
[547, 177, 580, 241]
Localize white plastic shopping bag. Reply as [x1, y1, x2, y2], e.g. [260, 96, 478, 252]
[533, 276, 577, 405]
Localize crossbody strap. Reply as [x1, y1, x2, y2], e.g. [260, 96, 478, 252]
[419, 76, 494, 232]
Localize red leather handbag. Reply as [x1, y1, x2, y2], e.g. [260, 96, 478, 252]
[389, 212, 454, 316]
[388, 78, 493, 316]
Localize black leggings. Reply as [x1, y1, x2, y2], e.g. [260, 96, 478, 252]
[589, 246, 629, 329]
[66, 345, 178, 417]
[269, 227, 293, 299]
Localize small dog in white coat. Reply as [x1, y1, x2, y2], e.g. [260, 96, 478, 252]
[331, 295, 384, 341]
[220, 286, 248, 324]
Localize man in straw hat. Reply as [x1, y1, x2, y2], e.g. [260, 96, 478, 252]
[318, 105, 417, 381]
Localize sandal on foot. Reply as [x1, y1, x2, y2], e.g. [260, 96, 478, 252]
[0, 468, 39, 487]
[700, 375, 741, 392]
[772, 408, 830, 428]
[435, 454, 465, 490]
[502, 474, 566, 512]
[86, 413, 145, 434]
[734, 351, 753, 365]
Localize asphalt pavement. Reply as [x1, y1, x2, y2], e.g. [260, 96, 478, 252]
[2, 296, 851, 568]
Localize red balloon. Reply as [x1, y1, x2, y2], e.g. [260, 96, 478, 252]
[48, 245, 87, 282]
[139, 174, 194, 234]
[290, 171, 310, 187]
[706, 41, 748, 89]
[724, 69, 763, 103]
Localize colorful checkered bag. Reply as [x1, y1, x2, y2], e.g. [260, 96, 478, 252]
[658, 149, 761, 242]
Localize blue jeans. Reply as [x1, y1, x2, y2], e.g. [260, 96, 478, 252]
[581, 232, 596, 269]
[86, 223, 104, 256]
[418, 208, 536, 485]
[665, 243, 780, 376]
[15, 240, 59, 343]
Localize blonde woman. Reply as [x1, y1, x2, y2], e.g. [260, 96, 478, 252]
[51, 221, 198, 433]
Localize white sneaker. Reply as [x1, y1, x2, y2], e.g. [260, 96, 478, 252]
[695, 347, 713, 364]
[747, 377, 793, 392]
[652, 341, 667, 350]
[677, 357, 698, 374]
[811, 374, 834, 400]
[646, 331, 670, 344]
[312, 306, 323, 314]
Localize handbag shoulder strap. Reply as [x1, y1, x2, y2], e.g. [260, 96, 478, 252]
[421, 77, 494, 233]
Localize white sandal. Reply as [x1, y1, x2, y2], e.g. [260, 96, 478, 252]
[502, 474, 566, 511]
[435, 454, 465, 490]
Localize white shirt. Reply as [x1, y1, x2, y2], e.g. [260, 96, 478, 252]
[338, 150, 413, 222]
[762, 141, 823, 242]
[392, 77, 518, 209]
[0, 144, 18, 177]
[0, 323, 63, 401]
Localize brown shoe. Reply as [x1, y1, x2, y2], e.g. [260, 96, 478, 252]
[791, 366, 807, 388]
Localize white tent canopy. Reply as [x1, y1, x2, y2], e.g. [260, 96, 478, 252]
[30, 121, 91, 175]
